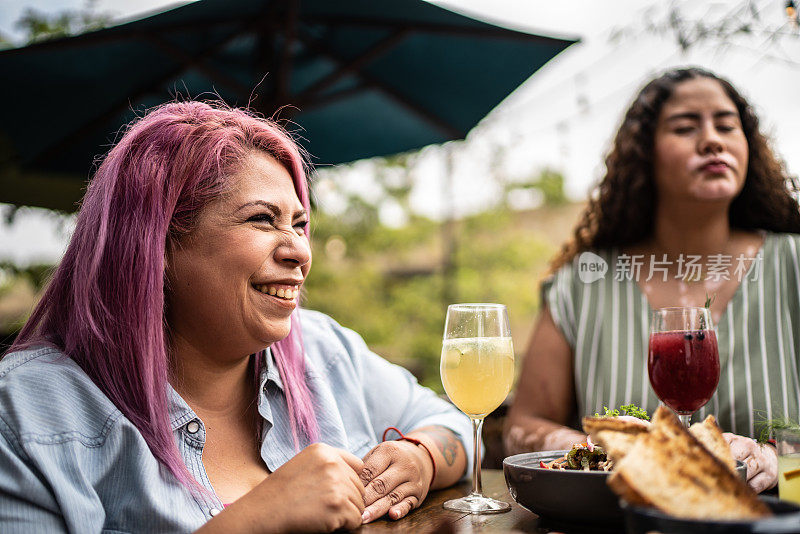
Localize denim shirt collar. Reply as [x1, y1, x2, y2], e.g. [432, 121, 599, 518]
[166, 350, 278, 433]
[167, 384, 197, 432]
[262, 347, 283, 390]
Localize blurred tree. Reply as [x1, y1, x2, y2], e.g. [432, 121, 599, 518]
[610, 0, 797, 52]
[304, 201, 559, 391]
[533, 168, 567, 206]
[0, 32, 12, 50]
[15, 0, 112, 45]
[506, 168, 567, 208]
[305, 149, 573, 389]
[0, 262, 54, 292]
[375, 153, 415, 218]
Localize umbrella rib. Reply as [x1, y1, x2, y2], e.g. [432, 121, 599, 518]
[29, 23, 253, 170]
[294, 28, 411, 104]
[142, 33, 252, 103]
[302, 15, 577, 45]
[296, 30, 465, 139]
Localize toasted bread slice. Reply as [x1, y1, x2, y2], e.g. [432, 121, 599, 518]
[582, 415, 650, 436]
[607, 407, 770, 520]
[689, 415, 737, 473]
[582, 416, 650, 462]
[590, 429, 640, 463]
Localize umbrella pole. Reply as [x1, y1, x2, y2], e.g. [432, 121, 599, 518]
[441, 144, 458, 308]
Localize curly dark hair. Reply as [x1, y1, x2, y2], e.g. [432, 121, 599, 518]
[550, 67, 800, 273]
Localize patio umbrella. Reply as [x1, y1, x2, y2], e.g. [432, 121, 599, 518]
[0, 0, 577, 211]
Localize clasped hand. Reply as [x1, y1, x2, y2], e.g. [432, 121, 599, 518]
[215, 440, 433, 533]
[723, 432, 777, 493]
[359, 439, 434, 523]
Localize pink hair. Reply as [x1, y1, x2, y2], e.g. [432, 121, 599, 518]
[8, 101, 318, 489]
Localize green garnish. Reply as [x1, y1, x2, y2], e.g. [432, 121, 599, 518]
[756, 413, 800, 444]
[620, 404, 650, 420]
[596, 406, 620, 417]
[697, 293, 716, 329]
[594, 404, 650, 421]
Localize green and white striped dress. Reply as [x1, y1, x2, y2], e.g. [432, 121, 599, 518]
[542, 232, 800, 437]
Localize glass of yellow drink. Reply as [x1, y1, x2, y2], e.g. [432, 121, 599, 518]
[778, 428, 800, 505]
[440, 303, 514, 513]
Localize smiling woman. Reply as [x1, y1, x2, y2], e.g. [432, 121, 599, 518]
[0, 102, 471, 533]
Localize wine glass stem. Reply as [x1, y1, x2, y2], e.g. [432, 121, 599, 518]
[471, 416, 484, 497]
[679, 414, 691, 428]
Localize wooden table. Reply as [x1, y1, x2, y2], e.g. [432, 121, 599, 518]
[354, 469, 608, 534]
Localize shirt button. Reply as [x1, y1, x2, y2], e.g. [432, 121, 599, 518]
[209, 508, 221, 517]
[186, 421, 200, 434]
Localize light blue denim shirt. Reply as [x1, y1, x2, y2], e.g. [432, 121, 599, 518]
[0, 309, 472, 533]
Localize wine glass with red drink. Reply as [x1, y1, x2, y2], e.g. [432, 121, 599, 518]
[648, 307, 720, 427]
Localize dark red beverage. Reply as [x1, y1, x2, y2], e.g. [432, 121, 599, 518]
[648, 330, 720, 414]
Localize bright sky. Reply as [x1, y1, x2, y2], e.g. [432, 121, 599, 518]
[1, 0, 799, 264]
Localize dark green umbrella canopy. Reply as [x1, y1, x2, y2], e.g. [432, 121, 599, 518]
[0, 0, 577, 211]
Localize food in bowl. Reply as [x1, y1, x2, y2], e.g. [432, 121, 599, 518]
[538, 441, 612, 471]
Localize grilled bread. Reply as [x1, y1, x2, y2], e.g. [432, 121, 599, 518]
[582, 415, 649, 462]
[582, 416, 650, 435]
[607, 406, 770, 520]
[689, 415, 737, 474]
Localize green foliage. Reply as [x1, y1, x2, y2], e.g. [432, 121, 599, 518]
[305, 204, 557, 391]
[619, 404, 650, 420]
[0, 32, 12, 50]
[0, 262, 54, 291]
[756, 412, 800, 444]
[507, 168, 567, 207]
[594, 404, 650, 420]
[535, 169, 568, 206]
[15, 0, 112, 44]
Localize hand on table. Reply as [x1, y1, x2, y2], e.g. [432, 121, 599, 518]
[723, 432, 777, 493]
[230, 443, 365, 533]
[359, 439, 434, 523]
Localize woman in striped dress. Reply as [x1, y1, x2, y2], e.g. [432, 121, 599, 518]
[504, 68, 800, 493]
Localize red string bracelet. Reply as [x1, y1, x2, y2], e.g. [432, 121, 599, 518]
[382, 426, 436, 488]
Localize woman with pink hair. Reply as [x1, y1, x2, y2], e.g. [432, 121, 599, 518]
[0, 102, 470, 533]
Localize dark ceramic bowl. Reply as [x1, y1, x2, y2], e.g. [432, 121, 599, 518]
[503, 451, 748, 526]
[503, 450, 623, 525]
[622, 495, 800, 534]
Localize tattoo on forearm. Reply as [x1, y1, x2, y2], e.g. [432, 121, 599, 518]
[420, 426, 460, 466]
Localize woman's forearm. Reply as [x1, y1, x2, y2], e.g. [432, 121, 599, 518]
[503, 414, 585, 455]
[406, 425, 468, 489]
